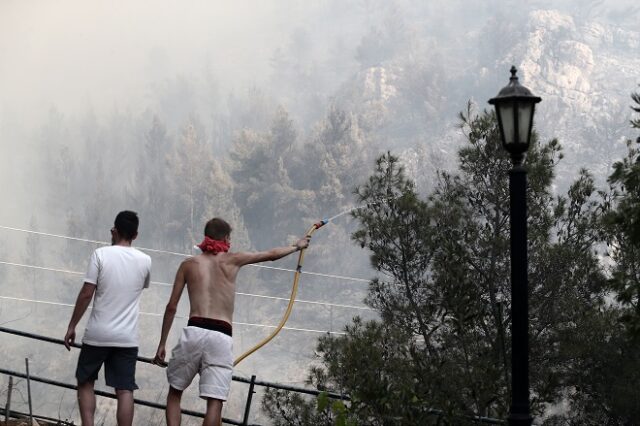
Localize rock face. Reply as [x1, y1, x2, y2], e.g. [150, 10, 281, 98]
[341, 5, 640, 190]
[514, 9, 640, 184]
[491, 7, 639, 183]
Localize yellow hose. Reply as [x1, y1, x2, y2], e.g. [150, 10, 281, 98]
[234, 221, 324, 367]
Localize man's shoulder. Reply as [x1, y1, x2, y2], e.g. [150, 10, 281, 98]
[186, 252, 243, 265]
[131, 247, 151, 259]
[94, 245, 123, 254]
[92, 245, 111, 258]
[221, 250, 256, 266]
[182, 253, 221, 266]
[131, 248, 152, 266]
[97, 246, 151, 263]
[180, 255, 199, 268]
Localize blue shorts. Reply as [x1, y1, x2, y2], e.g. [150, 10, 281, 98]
[76, 344, 139, 391]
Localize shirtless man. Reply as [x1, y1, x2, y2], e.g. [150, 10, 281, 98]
[153, 217, 310, 426]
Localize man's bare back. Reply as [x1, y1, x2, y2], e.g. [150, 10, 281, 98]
[179, 253, 238, 324]
[170, 241, 310, 325]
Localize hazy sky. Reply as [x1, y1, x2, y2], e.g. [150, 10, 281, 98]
[3, 0, 636, 122]
[0, 1, 321, 118]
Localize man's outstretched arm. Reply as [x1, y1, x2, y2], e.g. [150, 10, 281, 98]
[154, 263, 187, 366]
[234, 236, 310, 266]
[64, 282, 96, 350]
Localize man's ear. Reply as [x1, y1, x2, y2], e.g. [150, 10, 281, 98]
[132, 231, 138, 241]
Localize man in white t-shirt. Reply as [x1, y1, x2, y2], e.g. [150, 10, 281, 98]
[64, 211, 152, 426]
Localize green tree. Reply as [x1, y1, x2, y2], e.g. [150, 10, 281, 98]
[602, 88, 640, 334]
[542, 309, 640, 425]
[229, 107, 312, 248]
[127, 115, 175, 249]
[287, 105, 374, 275]
[165, 119, 248, 252]
[293, 106, 371, 212]
[264, 108, 609, 424]
[546, 89, 640, 424]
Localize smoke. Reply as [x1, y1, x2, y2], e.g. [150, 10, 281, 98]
[1, 0, 639, 423]
[1, 1, 288, 117]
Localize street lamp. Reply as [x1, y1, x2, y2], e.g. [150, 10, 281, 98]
[489, 66, 541, 164]
[488, 66, 541, 426]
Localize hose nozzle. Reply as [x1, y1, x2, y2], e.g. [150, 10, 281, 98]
[313, 219, 328, 230]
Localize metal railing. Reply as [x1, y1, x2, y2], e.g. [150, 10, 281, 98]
[0, 326, 505, 425]
[0, 326, 348, 425]
[0, 367, 223, 423]
[1, 406, 76, 425]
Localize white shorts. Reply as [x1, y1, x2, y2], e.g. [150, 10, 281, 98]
[166, 326, 233, 400]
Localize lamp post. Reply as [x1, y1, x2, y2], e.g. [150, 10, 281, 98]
[488, 66, 541, 426]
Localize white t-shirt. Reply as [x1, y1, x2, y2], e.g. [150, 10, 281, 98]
[82, 245, 152, 347]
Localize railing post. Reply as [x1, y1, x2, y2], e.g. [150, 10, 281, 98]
[241, 375, 257, 426]
[4, 375, 13, 423]
[25, 358, 33, 424]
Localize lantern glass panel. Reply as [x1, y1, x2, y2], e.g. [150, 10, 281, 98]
[518, 103, 533, 146]
[498, 103, 515, 145]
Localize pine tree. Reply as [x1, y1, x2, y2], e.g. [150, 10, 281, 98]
[165, 119, 248, 252]
[544, 88, 640, 425]
[228, 107, 312, 248]
[264, 108, 610, 425]
[602, 88, 640, 335]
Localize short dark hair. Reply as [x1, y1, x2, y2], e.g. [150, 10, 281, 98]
[114, 211, 139, 240]
[204, 218, 232, 240]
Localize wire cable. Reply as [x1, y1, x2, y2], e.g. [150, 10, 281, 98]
[0, 260, 372, 311]
[0, 295, 346, 335]
[0, 260, 83, 277]
[0, 224, 370, 283]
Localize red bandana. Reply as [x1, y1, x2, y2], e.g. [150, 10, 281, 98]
[198, 237, 230, 254]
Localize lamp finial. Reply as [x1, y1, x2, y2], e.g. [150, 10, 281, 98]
[510, 66, 518, 81]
